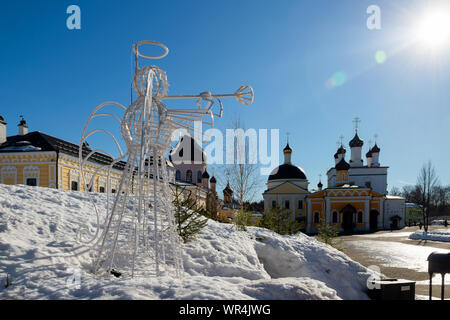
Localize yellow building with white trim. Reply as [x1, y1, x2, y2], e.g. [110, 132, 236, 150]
[0, 118, 124, 192]
[262, 142, 309, 227]
[0, 117, 208, 207]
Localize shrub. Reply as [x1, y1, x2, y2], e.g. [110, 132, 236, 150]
[259, 206, 301, 235]
[233, 210, 253, 231]
[171, 185, 208, 243]
[317, 222, 341, 249]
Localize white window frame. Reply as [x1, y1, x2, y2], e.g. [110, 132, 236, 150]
[1, 166, 17, 184]
[23, 166, 40, 186]
[70, 169, 80, 191]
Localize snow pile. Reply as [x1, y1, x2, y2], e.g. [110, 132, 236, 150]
[0, 184, 375, 300]
[409, 230, 450, 242]
[431, 220, 446, 225]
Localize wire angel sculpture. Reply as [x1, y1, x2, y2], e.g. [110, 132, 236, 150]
[77, 41, 254, 277]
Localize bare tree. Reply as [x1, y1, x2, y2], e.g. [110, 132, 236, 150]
[417, 161, 439, 232]
[401, 185, 421, 203]
[223, 116, 263, 206]
[389, 186, 402, 196]
[431, 185, 450, 216]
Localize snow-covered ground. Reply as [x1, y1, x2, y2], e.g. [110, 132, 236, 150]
[431, 220, 450, 226]
[353, 231, 413, 238]
[343, 240, 449, 273]
[409, 230, 450, 242]
[0, 184, 375, 300]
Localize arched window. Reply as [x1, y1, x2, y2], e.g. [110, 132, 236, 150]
[71, 181, 79, 191]
[314, 211, 320, 224]
[175, 170, 181, 181]
[271, 200, 277, 209]
[357, 211, 363, 224]
[332, 211, 338, 224]
[186, 170, 192, 183]
[284, 200, 290, 209]
[197, 170, 202, 183]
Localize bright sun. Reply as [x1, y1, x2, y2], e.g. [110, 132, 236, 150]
[416, 10, 450, 49]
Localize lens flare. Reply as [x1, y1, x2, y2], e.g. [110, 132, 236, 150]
[326, 71, 347, 88]
[375, 50, 387, 64]
[415, 10, 450, 49]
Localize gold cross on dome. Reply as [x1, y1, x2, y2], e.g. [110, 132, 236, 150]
[339, 135, 344, 146]
[353, 117, 361, 132]
[336, 135, 344, 147]
[374, 134, 378, 144]
[286, 132, 290, 144]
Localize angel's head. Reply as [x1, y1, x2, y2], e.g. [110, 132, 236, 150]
[132, 41, 169, 99]
[134, 66, 168, 99]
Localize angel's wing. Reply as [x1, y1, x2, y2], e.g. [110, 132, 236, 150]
[77, 101, 128, 246]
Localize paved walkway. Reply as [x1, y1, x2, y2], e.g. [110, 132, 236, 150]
[336, 226, 450, 299]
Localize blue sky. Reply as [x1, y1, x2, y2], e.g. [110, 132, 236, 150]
[1, 0, 449, 200]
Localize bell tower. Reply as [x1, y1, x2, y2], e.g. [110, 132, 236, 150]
[0, 115, 6, 144]
[349, 117, 363, 167]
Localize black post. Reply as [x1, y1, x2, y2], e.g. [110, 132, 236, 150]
[429, 273, 432, 300]
[442, 274, 445, 300]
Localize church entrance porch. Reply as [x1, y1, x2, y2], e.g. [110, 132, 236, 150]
[341, 204, 356, 234]
[370, 210, 379, 232]
[390, 215, 402, 230]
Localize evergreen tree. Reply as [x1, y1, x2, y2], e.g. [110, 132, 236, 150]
[317, 221, 339, 246]
[259, 206, 301, 235]
[171, 185, 208, 243]
[233, 209, 253, 231]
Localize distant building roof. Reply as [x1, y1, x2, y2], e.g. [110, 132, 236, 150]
[406, 203, 422, 209]
[0, 131, 126, 170]
[268, 163, 307, 181]
[0, 140, 41, 151]
[202, 170, 210, 179]
[349, 132, 364, 148]
[335, 158, 350, 170]
[337, 144, 346, 154]
[386, 195, 405, 200]
[371, 143, 380, 153]
[283, 142, 292, 153]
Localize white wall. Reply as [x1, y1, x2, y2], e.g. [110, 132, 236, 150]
[327, 166, 388, 194]
[0, 123, 6, 144]
[384, 197, 406, 229]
